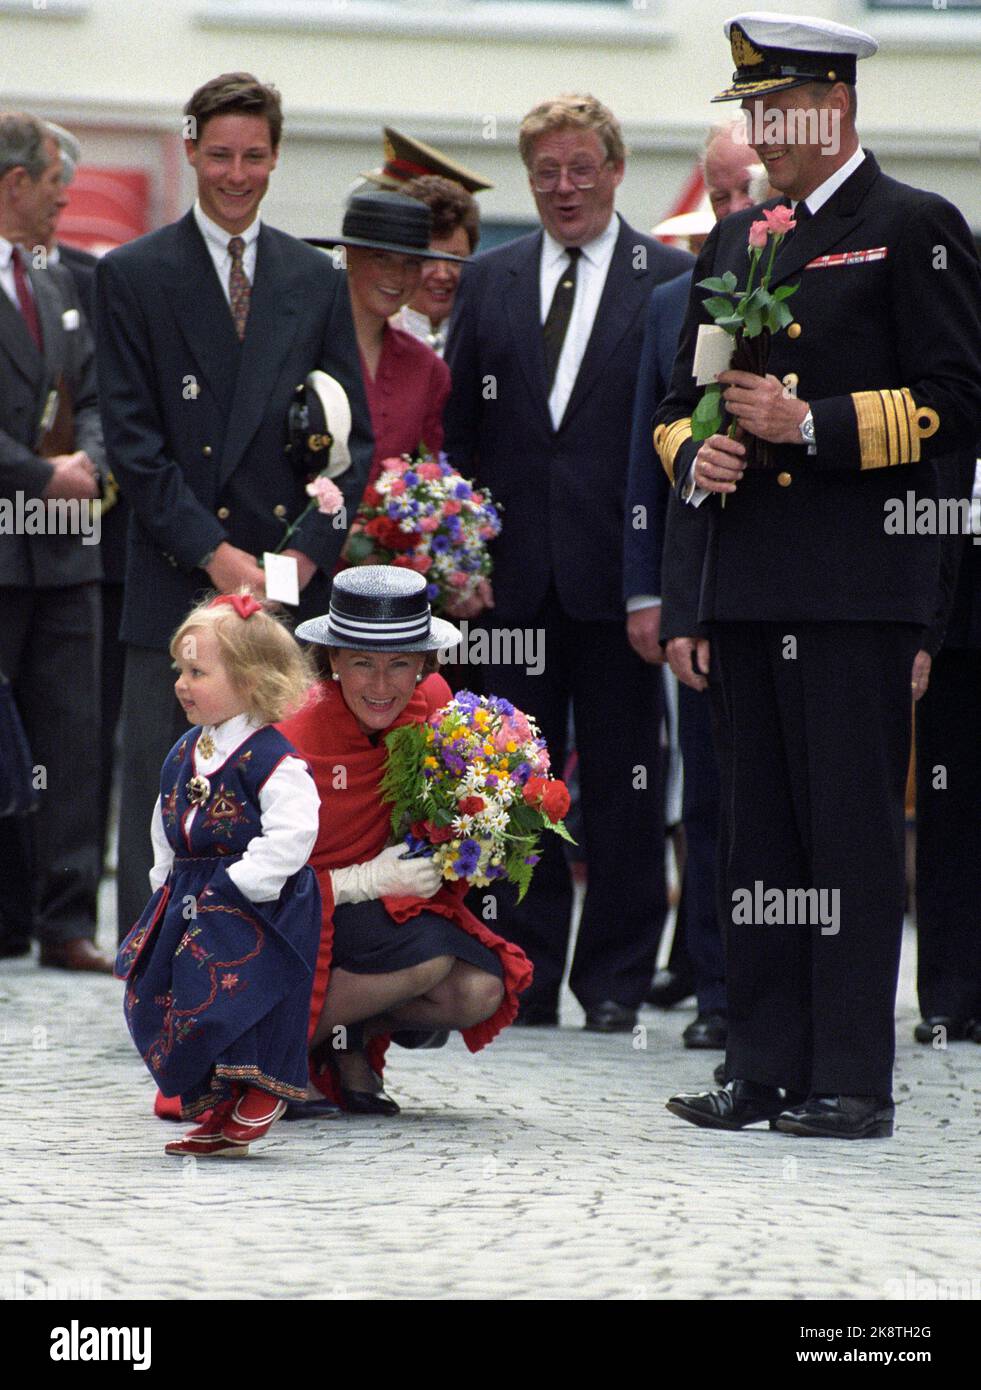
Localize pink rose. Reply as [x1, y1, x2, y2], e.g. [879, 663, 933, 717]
[381, 457, 409, 475]
[762, 204, 796, 237]
[388, 478, 407, 495]
[305, 476, 344, 513]
[409, 554, 433, 573]
[748, 220, 769, 250]
[471, 491, 484, 505]
[417, 462, 442, 481]
[444, 500, 462, 516]
[448, 571, 468, 588]
[417, 516, 440, 533]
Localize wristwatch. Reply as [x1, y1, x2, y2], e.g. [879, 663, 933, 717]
[798, 408, 816, 449]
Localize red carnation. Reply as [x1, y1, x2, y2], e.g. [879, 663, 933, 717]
[522, 776, 548, 807]
[457, 796, 485, 816]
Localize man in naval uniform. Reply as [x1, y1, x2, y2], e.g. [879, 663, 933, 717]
[655, 13, 981, 1138]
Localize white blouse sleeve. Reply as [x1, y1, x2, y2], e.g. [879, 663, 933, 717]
[148, 797, 174, 894]
[225, 756, 321, 903]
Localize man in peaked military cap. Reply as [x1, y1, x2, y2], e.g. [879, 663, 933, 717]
[654, 13, 981, 1138]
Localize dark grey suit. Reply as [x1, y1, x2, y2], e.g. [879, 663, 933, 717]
[0, 257, 105, 948]
[95, 210, 372, 936]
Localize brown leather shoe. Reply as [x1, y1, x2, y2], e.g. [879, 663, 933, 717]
[39, 938, 114, 973]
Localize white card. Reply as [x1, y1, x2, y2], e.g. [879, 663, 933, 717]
[263, 552, 300, 606]
[693, 324, 736, 386]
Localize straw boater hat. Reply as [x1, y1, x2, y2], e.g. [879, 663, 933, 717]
[713, 11, 878, 103]
[363, 127, 493, 193]
[296, 567, 462, 654]
[305, 189, 465, 262]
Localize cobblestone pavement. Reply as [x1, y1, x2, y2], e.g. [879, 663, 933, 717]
[1, 884, 978, 1302]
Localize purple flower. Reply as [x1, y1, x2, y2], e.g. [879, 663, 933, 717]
[513, 761, 531, 785]
[431, 535, 450, 553]
[523, 854, 540, 867]
[454, 481, 472, 499]
[445, 752, 466, 775]
[387, 502, 403, 519]
[426, 584, 440, 601]
[403, 470, 419, 486]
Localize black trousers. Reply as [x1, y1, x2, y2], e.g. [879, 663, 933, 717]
[914, 646, 981, 1023]
[116, 644, 188, 940]
[98, 582, 126, 870]
[677, 678, 727, 1014]
[471, 587, 668, 1010]
[713, 621, 921, 1098]
[0, 584, 101, 945]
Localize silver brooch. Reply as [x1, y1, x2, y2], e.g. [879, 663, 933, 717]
[187, 775, 211, 807]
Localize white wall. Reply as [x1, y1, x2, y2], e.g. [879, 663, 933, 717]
[1, 0, 978, 237]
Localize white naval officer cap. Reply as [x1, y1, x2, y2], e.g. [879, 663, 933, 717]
[714, 12, 878, 103]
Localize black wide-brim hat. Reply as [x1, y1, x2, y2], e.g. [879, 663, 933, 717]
[305, 189, 466, 262]
[296, 566, 462, 654]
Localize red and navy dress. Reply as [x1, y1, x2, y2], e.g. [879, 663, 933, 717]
[115, 725, 322, 1118]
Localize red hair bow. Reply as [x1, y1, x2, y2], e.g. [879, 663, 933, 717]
[209, 593, 263, 620]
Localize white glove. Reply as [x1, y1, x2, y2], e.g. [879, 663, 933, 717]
[329, 845, 442, 904]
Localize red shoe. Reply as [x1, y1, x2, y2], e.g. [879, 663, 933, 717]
[164, 1102, 247, 1157]
[220, 1090, 287, 1146]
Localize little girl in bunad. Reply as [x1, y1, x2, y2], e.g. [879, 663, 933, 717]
[115, 593, 322, 1158]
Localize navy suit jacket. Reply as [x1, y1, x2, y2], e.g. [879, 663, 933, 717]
[622, 269, 691, 603]
[95, 211, 372, 650]
[444, 217, 692, 624]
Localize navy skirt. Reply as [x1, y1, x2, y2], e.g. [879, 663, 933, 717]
[331, 899, 503, 980]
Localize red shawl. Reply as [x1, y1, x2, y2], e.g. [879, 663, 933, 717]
[278, 675, 532, 1099]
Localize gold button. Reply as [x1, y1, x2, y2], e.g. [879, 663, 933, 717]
[202, 445, 213, 457]
[777, 471, 792, 487]
[217, 506, 230, 520]
[787, 322, 802, 339]
[828, 70, 836, 81]
[273, 504, 287, 518]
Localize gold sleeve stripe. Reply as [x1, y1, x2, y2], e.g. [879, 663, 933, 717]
[653, 418, 693, 485]
[852, 390, 941, 469]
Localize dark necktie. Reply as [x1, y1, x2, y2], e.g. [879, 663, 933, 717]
[787, 200, 812, 239]
[228, 235, 251, 340]
[543, 246, 582, 392]
[11, 246, 43, 352]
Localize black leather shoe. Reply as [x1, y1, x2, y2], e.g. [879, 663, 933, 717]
[340, 1083, 400, 1117]
[913, 1015, 968, 1044]
[682, 1011, 728, 1049]
[645, 969, 696, 1009]
[514, 1000, 559, 1027]
[774, 1094, 895, 1139]
[391, 1029, 450, 1049]
[666, 1079, 789, 1131]
[583, 1000, 637, 1033]
[713, 1062, 727, 1087]
[282, 1097, 343, 1121]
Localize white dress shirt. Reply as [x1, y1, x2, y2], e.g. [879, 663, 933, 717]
[149, 713, 320, 904]
[392, 304, 448, 357]
[192, 201, 261, 306]
[0, 235, 34, 312]
[540, 213, 620, 430]
[685, 148, 868, 509]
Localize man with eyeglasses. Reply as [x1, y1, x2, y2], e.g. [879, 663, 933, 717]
[444, 94, 692, 1031]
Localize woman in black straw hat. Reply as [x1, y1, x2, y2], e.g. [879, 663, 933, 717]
[309, 190, 459, 488]
[278, 567, 532, 1117]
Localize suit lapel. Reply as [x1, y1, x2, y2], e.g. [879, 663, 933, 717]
[219, 225, 303, 485]
[504, 232, 550, 424]
[0, 277, 43, 390]
[166, 211, 241, 408]
[769, 152, 880, 288]
[32, 267, 67, 391]
[559, 218, 646, 430]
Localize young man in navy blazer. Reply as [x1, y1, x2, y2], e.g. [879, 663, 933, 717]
[444, 94, 692, 1030]
[96, 73, 372, 937]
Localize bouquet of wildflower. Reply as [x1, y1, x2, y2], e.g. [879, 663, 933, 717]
[691, 204, 799, 468]
[341, 451, 501, 613]
[380, 690, 574, 902]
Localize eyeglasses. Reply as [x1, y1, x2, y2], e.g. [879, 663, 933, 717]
[530, 160, 609, 193]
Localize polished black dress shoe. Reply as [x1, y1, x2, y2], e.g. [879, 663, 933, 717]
[682, 1011, 728, 1050]
[666, 1079, 790, 1131]
[513, 1000, 559, 1027]
[282, 1097, 343, 1121]
[774, 1094, 895, 1140]
[645, 969, 696, 1009]
[913, 1015, 968, 1044]
[391, 1029, 451, 1049]
[713, 1062, 727, 1087]
[340, 1082, 400, 1117]
[583, 1000, 637, 1033]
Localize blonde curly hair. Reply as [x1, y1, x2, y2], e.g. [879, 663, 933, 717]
[170, 592, 318, 725]
[518, 93, 627, 170]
